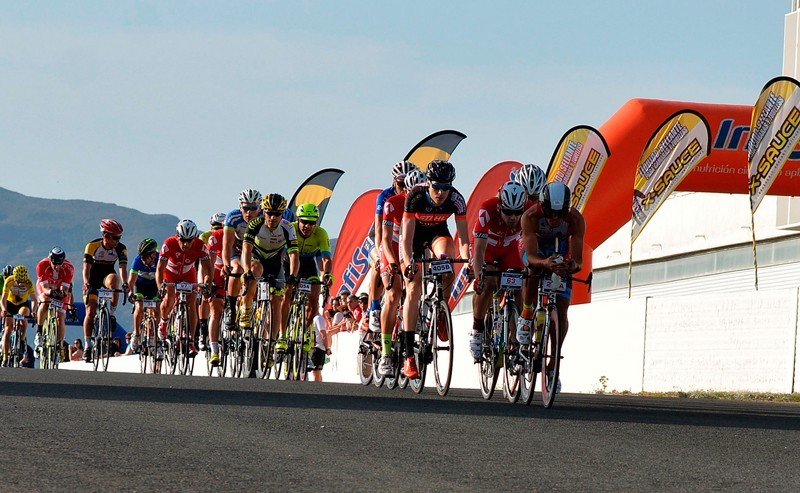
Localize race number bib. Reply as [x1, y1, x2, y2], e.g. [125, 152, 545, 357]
[98, 288, 113, 300]
[541, 278, 567, 293]
[257, 281, 269, 301]
[500, 272, 523, 289]
[12, 314, 25, 321]
[143, 300, 157, 309]
[298, 280, 312, 293]
[176, 282, 194, 293]
[50, 300, 66, 313]
[429, 260, 453, 275]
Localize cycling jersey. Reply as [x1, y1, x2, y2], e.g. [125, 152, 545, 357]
[375, 185, 397, 214]
[84, 238, 128, 268]
[205, 228, 226, 296]
[404, 185, 466, 256]
[472, 196, 524, 271]
[382, 192, 406, 248]
[130, 253, 158, 299]
[3, 275, 35, 305]
[292, 222, 331, 279]
[35, 258, 75, 301]
[533, 203, 571, 257]
[224, 208, 264, 259]
[198, 229, 213, 245]
[159, 236, 210, 283]
[243, 217, 298, 262]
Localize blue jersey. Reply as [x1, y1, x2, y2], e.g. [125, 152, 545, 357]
[224, 208, 264, 243]
[375, 186, 396, 215]
[130, 254, 158, 287]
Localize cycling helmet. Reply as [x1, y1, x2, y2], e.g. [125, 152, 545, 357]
[540, 182, 572, 218]
[2, 265, 12, 278]
[176, 219, 198, 240]
[13, 265, 29, 281]
[210, 212, 227, 227]
[404, 168, 427, 189]
[138, 238, 158, 255]
[48, 247, 66, 264]
[499, 181, 526, 211]
[238, 188, 263, 204]
[426, 160, 456, 184]
[100, 218, 124, 236]
[515, 164, 547, 198]
[391, 160, 417, 179]
[297, 203, 320, 221]
[262, 193, 287, 212]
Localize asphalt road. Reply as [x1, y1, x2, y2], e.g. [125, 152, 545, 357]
[1, 368, 799, 492]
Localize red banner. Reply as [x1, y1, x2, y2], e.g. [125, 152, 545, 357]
[330, 189, 381, 297]
[449, 160, 524, 310]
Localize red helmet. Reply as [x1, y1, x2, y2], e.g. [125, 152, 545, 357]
[100, 218, 124, 236]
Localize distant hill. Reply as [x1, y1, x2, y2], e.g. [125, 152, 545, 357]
[0, 187, 179, 281]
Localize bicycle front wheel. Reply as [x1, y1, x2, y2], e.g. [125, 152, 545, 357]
[479, 310, 499, 400]
[256, 300, 273, 379]
[502, 303, 521, 403]
[431, 302, 454, 397]
[357, 333, 374, 386]
[540, 306, 561, 409]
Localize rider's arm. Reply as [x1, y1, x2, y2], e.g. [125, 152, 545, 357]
[221, 228, 234, 271]
[566, 211, 586, 273]
[472, 236, 488, 275]
[155, 257, 167, 291]
[381, 221, 398, 266]
[82, 262, 91, 288]
[128, 270, 138, 290]
[401, 215, 416, 267]
[320, 255, 332, 277]
[200, 257, 213, 285]
[521, 208, 545, 269]
[288, 250, 300, 277]
[454, 217, 470, 261]
[240, 241, 253, 275]
[118, 262, 128, 288]
[373, 213, 383, 258]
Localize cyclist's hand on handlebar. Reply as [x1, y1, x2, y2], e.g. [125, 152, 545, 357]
[465, 266, 475, 282]
[200, 283, 213, 298]
[223, 264, 233, 276]
[127, 293, 137, 304]
[473, 275, 484, 295]
[403, 262, 418, 280]
[286, 275, 298, 286]
[323, 273, 334, 286]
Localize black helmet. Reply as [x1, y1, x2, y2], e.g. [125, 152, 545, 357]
[2, 265, 12, 278]
[540, 182, 571, 218]
[48, 246, 66, 264]
[262, 193, 288, 212]
[138, 238, 158, 255]
[426, 160, 456, 184]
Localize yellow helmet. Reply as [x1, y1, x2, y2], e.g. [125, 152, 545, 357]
[262, 193, 287, 212]
[13, 265, 29, 281]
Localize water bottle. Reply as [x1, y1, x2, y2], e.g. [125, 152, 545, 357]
[534, 308, 546, 343]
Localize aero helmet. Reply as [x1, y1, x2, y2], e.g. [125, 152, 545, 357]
[540, 182, 572, 218]
[48, 247, 66, 264]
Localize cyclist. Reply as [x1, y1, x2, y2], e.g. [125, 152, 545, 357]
[82, 219, 128, 362]
[368, 161, 417, 334]
[515, 163, 546, 202]
[197, 212, 226, 351]
[127, 238, 159, 352]
[377, 167, 426, 375]
[0, 265, 11, 293]
[519, 181, 586, 393]
[156, 220, 213, 356]
[1, 265, 35, 366]
[281, 203, 333, 328]
[222, 189, 263, 331]
[468, 181, 527, 361]
[205, 215, 228, 366]
[34, 247, 75, 355]
[400, 160, 469, 379]
[240, 194, 299, 355]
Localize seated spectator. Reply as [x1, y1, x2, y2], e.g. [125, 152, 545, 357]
[59, 340, 70, 363]
[123, 332, 135, 355]
[110, 337, 122, 357]
[70, 339, 84, 361]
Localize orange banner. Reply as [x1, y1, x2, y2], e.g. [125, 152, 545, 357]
[330, 189, 381, 297]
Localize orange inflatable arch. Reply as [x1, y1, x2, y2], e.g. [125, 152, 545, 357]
[573, 98, 800, 304]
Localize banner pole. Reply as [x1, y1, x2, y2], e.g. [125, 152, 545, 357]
[751, 212, 759, 290]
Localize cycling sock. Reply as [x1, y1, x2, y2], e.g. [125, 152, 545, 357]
[473, 318, 485, 332]
[211, 342, 219, 353]
[370, 299, 381, 312]
[110, 304, 117, 316]
[381, 333, 392, 355]
[403, 331, 415, 359]
[84, 337, 91, 347]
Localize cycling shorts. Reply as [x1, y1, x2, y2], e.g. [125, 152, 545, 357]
[5, 300, 30, 316]
[134, 283, 159, 301]
[485, 246, 524, 272]
[164, 267, 197, 285]
[412, 223, 451, 258]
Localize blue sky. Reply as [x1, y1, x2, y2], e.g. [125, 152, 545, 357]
[0, 1, 790, 235]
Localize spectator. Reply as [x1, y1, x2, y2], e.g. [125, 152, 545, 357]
[308, 309, 331, 382]
[348, 295, 363, 324]
[59, 340, 70, 363]
[123, 332, 135, 355]
[330, 297, 343, 313]
[338, 290, 351, 308]
[110, 337, 122, 357]
[70, 339, 84, 361]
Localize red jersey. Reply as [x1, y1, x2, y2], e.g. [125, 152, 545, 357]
[35, 258, 75, 296]
[206, 229, 225, 269]
[159, 235, 210, 276]
[382, 192, 406, 247]
[472, 197, 523, 255]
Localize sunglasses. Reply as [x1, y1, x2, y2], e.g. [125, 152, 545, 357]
[543, 208, 567, 219]
[430, 182, 452, 191]
[51, 261, 64, 267]
[179, 238, 194, 244]
[299, 219, 317, 226]
[103, 233, 121, 240]
[241, 205, 260, 212]
[501, 208, 523, 216]
[265, 211, 282, 217]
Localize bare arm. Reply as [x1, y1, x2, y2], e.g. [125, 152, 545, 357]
[454, 218, 469, 260]
[401, 215, 416, 267]
[381, 222, 398, 266]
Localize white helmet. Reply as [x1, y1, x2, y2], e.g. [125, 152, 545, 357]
[392, 160, 417, 179]
[515, 164, 546, 198]
[176, 219, 198, 240]
[499, 181, 526, 211]
[238, 188, 262, 204]
[404, 168, 426, 189]
[210, 212, 227, 226]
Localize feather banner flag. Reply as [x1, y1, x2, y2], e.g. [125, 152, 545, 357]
[628, 110, 711, 295]
[746, 75, 800, 289]
[545, 125, 610, 213]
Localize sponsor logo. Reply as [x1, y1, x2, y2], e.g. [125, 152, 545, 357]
[640, 122, 688, 179]
[339, 236, 374, 293]
[641, 138, 704, 206]
[554, 140, 583, 183]
[712, 117, 800, 160]
[749, 106, 800, 195]
[571, 147, 602, 208]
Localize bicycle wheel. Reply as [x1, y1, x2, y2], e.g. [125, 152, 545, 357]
[357, 333, 373, 386]
[139, 321, 150, 374]
[217, 332, 229, 377]
[540, 305, 561, 409]
[479, 309, 499, 400]
[175, 306, 190, 376]
[431, 301, 454, 397]
[41, 316, 55, 369]
[502, 303, 521, 403]
[384, 330, 402, 390]
[242, 328, 256, 378]
[230, 333, 243, 378]
[256, 300, 273, 379]
[410, 300, 430, 394]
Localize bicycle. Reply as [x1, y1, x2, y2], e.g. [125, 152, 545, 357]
[134, 298, 161, 374]
[40, 285, 73, 370]
[478, 267, 528, 403]
[251, 275, 277, 379]
[519, 269, 592, 408]
[4, 313, 28, 368]
[409, 256, 469, 396]
[382, 306, 410, 390]
[92, 288, 125, 372]
[279, 278, 323, 381]
[357, 327, 382, 386]
[163, 282, 202, 376]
